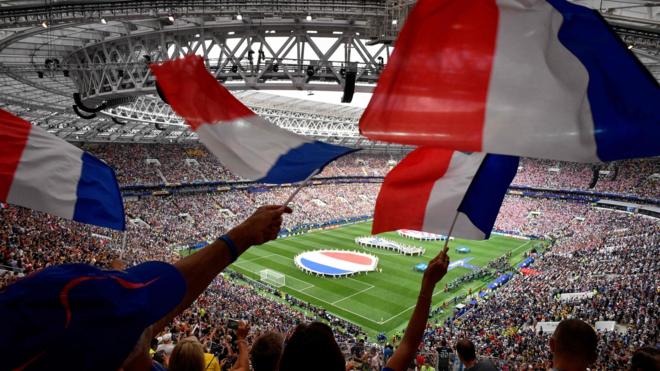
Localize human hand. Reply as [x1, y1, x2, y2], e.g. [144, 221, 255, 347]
[228, 205, 293, 250]
[422, 246, 450, 291]
[236, 320, 250, 340]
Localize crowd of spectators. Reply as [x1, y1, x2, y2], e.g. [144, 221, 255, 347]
[121, 184, 379, 250]
[1, 150, 658, 370]
[418, 198, 659, 370]
[83, 143, 658, 199]
[83, 143, 399, 185]
[512, 158, 659, 198]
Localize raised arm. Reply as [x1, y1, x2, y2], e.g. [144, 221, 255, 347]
[122, 206, 291, 371]
[384, 247, 449, 371]
[231, 321, 251, 371]
[153, 205, 291, 334]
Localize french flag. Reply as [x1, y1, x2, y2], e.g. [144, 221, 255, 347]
[150, 55, 355, 184]
[0, 109, 125, 231]
[360, 0, 659, 163]
[373, 148, 518, 240]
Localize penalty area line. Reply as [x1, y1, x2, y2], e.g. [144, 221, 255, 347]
[331, 285, 374, 305]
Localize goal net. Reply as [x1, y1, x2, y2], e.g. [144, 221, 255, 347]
[260, 269, 285, 288]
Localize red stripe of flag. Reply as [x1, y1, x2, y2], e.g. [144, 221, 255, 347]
[359, 0, 498, 150]
[0, 109, 32, 201]
[149, 55, 254, 130]
[372, 147, 454, 235]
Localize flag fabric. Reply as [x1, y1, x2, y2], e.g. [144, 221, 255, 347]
[372, 147, 518, 240]
[359, 0, 659, 163]
[0, 109, 125, 230]
[150, 55, 356, 184]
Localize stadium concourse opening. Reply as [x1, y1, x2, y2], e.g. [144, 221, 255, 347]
[0, 1, 659, 370]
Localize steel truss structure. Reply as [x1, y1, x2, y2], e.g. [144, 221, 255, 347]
[68, 23, 392, 104]
[100, 93, 409, 151]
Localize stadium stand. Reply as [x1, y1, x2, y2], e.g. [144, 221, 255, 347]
[1, 151, 657, 369]
[80, 143, 660, 200]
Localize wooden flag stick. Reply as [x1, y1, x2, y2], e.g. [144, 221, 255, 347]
[283, 169, 320, 208]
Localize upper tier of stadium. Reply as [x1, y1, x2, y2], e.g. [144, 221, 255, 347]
[70, 143, 660, 200]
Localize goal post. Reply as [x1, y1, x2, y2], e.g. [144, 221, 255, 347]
[260, 269, 285, 288]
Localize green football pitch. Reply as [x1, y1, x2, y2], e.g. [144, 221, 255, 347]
[225, 222, 536, 336]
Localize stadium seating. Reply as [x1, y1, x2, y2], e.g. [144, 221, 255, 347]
[82, 143, 659, 199]
[1, 145, 657, 370]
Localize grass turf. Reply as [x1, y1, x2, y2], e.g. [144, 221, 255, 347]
[224, 222, 536, 336]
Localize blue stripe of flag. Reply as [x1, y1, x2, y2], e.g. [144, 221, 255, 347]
[457, 154, 519, 239]
[258, 141, 357, 184]
[73, 152, 125, 231]
[548, 0, 660, 162]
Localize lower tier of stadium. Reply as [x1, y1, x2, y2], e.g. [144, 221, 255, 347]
[1, 183, 657, 369]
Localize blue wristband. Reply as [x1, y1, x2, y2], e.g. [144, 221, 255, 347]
[218, 234, 239, 262]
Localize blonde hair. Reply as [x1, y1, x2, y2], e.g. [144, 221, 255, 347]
[169, 336, 205, 371]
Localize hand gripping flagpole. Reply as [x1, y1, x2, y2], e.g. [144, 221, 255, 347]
[283, 168, 320, 208]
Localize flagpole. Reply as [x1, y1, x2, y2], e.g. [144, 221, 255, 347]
[283, 169, 320, 208]
[442, 212, 459, 253]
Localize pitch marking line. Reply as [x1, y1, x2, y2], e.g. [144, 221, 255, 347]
[236, 253, 277, 263]
[347, 277, 375, 287]
[376, 286, 450, 325]
[330, 277, 376, 305]
[285, 275, 315, 291]
[510, 240, 533, 256]
[232, 254, 280, 270]
[331, 286, 373, 305]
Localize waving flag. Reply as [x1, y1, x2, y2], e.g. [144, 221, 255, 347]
[360, 0, 659, 163]
[150, 55, 355, 184]
[0, 109, 125, 230]
[373, 148, 518, 240]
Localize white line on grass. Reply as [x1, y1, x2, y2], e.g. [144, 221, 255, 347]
[236, 253, 277, 263]
[284, 275, 315, 291]
[376, 288, 447, 325]
[347, 277, 375, 288]
[511, 240, 533, 256]
[331, 285, 374, 305]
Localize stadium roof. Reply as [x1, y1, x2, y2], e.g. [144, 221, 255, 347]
[0, 0, 658, 148]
